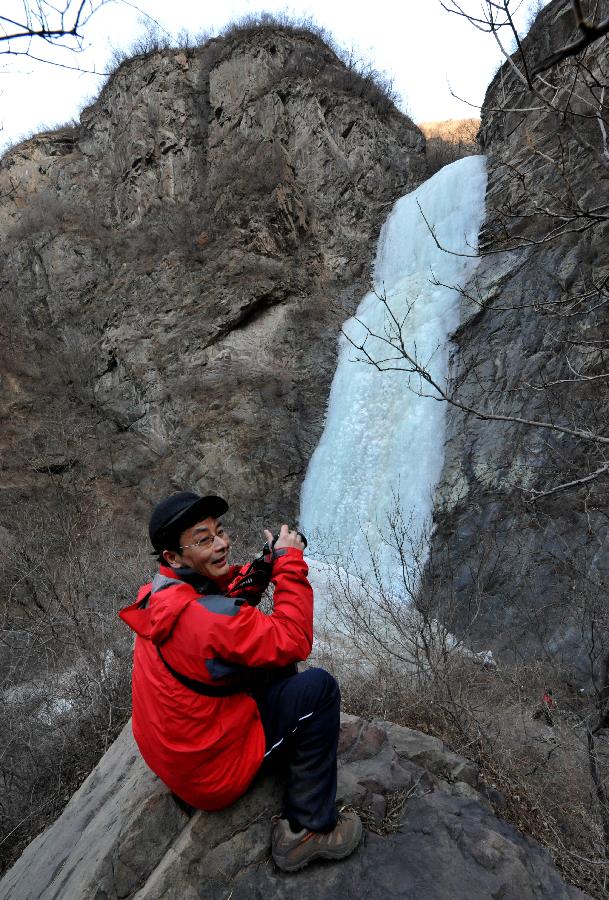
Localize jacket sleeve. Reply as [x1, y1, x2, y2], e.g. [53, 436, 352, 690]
[203, 547, 313, 667]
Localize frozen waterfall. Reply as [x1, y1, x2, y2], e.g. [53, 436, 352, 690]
[299, 155, 487, 590]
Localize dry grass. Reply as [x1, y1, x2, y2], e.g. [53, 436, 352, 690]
[347, 787, 418, 836]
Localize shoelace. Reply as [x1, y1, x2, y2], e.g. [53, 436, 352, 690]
[271, 811, 350, 834]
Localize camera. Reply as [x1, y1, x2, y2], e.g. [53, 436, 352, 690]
[263, 531, 307, 556]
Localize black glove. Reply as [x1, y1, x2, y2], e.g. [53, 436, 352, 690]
[226, 531, 307, 606]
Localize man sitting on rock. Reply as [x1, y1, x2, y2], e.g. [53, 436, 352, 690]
[119, 491, 362, 872]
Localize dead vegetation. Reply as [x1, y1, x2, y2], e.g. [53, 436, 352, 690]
[418, 118, 480, 174]
[0, 486, 145, 875]
[103, 12, 404, 122]
[219, 13, 402, 120]
[309, 527, 609, 899]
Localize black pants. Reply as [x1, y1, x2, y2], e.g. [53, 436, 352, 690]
[254, 667, 340, 833]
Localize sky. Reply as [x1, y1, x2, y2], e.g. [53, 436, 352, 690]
[0, 0, 548, 154]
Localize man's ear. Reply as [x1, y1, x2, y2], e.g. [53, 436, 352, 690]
[162, 549, 181, 569]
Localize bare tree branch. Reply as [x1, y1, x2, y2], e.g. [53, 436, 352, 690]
[528, 462, 609, 500]
[343, 291, 609, 449]
[0, 1, 109, 56]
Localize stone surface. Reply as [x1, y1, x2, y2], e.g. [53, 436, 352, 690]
[0, 714, 587, 900]
[429, 0, 609, 664]
[379, 719, 479, 787]
[0, 720, 189, 900]
[0, 26, 426, 551]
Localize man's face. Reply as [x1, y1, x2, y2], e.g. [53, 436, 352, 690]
[163, 516, 231, 580]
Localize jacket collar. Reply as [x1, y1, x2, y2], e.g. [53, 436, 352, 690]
[157, 563, 215, 596]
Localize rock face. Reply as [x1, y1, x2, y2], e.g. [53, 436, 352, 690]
[0, 26, 425, 548]
[429, 0, 609, 662]
[0, 713, 587, 899]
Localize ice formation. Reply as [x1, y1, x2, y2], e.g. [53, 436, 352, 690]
[300, 155, 487, 590]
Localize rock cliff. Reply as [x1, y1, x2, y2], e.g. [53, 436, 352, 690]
[0, 714, 587, 899]
[429, 0, 609, 663]
[0, 24, 425, 547]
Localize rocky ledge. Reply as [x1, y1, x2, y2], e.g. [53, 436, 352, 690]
[0, 713, 586, 899]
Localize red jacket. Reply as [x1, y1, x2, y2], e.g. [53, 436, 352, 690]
[118, 548, 313, 809]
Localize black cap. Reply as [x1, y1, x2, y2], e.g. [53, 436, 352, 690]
[149, 491, 229, 552]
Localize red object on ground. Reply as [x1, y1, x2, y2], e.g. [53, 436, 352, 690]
[119, 547, 313, 810]
[543, 691, 555, 708]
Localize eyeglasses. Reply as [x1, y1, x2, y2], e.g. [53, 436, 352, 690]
[180, 527, 230, 552]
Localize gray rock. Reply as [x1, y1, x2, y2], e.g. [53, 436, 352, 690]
[0, 715, 588, 899]
[378, 718, 479, 787]
[0, 27, 426, 549]
[227, 793, 587, 900]
[429, 0, 609, 665]
[0, 722, 188, 900]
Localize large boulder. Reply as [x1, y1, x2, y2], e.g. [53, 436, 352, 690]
[0, 714, 587, 899]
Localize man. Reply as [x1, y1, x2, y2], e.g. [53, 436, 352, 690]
[119, 491, 362, 872]
[532, 688, 556, 726]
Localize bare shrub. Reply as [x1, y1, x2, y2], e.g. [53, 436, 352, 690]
[218, 12, 403, 119]
[308, 512, 609, 898]
[107, 21, 173, 72]
[419, 118, 480, 175]
[110, 202, 210, 263]
[7, 185, 109, 244]
[8, 191, 73, 240]
[209, 132, 289, 203]
[103, 19, 211, 84]
[0, 486, 148, 874]
[319, 63, 399, 119]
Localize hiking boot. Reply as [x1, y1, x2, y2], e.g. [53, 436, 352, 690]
[271, 810, 363, 872]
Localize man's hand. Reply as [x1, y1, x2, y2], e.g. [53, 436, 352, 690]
[264, 524, 306, 552]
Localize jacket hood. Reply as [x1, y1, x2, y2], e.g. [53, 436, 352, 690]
[118, 567, 195, 644]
